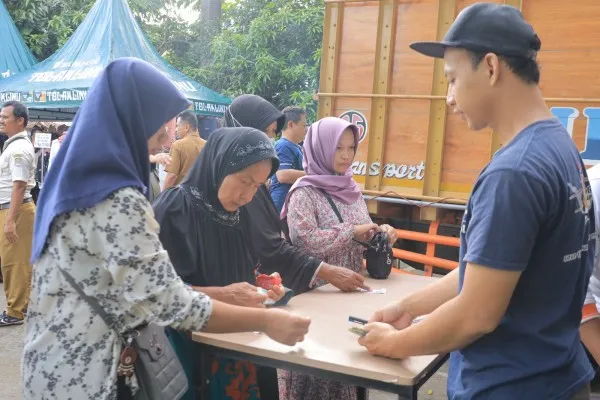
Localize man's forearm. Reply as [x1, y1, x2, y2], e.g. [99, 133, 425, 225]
[581, 318, 600, 365]
[400, 268, 460, 317]
[386, 293, 488, 359]
[8, 182, 26, 221]
[162, 173, 178, 191]
[276, 169, 305, 184]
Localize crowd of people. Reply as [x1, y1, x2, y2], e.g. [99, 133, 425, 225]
[1, 57, 394, 400]
[1, 3, 600, 400]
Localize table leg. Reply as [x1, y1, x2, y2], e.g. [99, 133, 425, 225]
[199, 351, 211, 399]
[397, 386, 418, 400]
[358, 386, 367, 400]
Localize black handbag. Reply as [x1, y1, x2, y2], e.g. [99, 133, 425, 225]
[320, 190, 394, 279]
[355, 232, 393, 279]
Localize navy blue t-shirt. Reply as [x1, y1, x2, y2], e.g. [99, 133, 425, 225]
[270, 138, 303, 213]
[198, 117, 219, 140]
[447, 119, 596, 400]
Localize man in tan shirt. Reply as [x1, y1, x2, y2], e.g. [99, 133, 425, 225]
[163, 110, 206, 190]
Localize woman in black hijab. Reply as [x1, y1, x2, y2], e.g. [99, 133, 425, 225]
[153, 127, 290, 400]
[223, 94, 370, 400]
[224, 94, 285, 141]
[224, 94, 370, 294]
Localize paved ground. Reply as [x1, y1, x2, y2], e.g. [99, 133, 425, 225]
[0, 284, 25, 400]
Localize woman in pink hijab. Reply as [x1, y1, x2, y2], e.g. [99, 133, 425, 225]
[279, 116, 397, 400]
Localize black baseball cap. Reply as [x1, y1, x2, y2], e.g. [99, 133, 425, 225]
[410, 3, 541, 59]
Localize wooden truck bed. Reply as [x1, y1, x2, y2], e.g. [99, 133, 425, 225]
[317, 0, 600, 222]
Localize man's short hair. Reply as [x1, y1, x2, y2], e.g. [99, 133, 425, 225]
[57, 124, 69, 135]
[2, 101, 28, 128]
[178, 110, 198, 131]
[282, 106, 306, 128]
[471, 51, 540, 85]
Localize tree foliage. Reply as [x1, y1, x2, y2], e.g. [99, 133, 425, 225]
[184, 0, 325, 120]
[5, 0, 94, 59]
[6, 0, 325, 120]
[4, 0, 192, 60]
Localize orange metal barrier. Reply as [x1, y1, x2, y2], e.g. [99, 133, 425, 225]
[395, 226, 460, 248]
[392, 248, 458, 271]
[392, 222, 459, 276]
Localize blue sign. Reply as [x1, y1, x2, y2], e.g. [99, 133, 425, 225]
[551, 107, 600, 164]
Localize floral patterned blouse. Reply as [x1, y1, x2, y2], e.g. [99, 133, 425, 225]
[281, 186, 372, 400]
[286, 186, 372, 287]
[22, 187, 213, 400]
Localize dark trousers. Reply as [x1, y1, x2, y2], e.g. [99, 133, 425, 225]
[31, 183, 40, 204]
[257, 366, 280, 400]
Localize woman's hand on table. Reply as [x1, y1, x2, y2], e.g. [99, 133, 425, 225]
[263, 309, 311, 346]
[319, 263, 370, 292]
[266, 273, 285, 301]
[358, 322, 399, 358]
[353, 223, 380, 242]
[224, 282, 268, 308]
[379, 224, 398, 245]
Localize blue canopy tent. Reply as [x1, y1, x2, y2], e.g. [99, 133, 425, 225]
[0, 0, 37, 79]
[0, 0, 230, 121]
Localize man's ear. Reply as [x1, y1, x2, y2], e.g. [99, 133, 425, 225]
[484, 53, 501, 86]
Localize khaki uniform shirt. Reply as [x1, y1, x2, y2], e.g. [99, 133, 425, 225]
[165, 132, 206, 185]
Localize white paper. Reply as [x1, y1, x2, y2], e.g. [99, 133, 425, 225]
[358, 288, 387, 294]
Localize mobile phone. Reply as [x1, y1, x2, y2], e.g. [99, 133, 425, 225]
[258, 287, 295, 307]
[348, 326, 368, 337]
[266, 288, 294, 307]
[348, 316, 368, 325]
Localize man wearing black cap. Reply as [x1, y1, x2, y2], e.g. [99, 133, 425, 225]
[357, 3, 595, 399]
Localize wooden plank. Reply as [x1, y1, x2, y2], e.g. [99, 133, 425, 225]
[335, 5, 379, 94]
[420, 0, 456, 221]
[390, 0, 438, 96]
[504, 0, 522, 10]
[523, 0, 600, 52]
[364, 0, 398, 213]
[318, 3, 344, 119]
[318, 92, 600, 103]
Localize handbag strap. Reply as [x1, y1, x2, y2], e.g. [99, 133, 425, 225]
[58, 267, 123, 340]
[319, 189, 372, 248]
[319, 189, 344, 223]
[2, 136, 28, 152]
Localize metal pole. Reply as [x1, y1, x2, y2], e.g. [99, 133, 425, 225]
[40, 151, 45, 186]
[362, 195, 466, 211]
